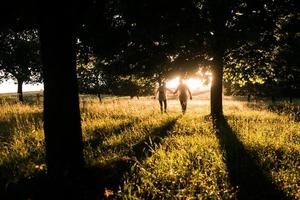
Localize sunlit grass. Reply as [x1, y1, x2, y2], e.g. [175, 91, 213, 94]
[119, 113, 235, 199]
[223, 105, 300, 199]
[0, 96, 299, 199]
[0, 103, 44, 189]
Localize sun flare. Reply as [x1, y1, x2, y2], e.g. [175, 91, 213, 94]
[166, 76, 211, 93]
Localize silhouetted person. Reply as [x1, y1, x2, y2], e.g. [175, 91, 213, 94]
[174, 79, 192, 114]
[155, 82, 172, 113]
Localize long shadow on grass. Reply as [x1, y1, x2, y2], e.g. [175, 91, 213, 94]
[1, 116, 179, 199]
[0, 148, 45, 199]
[132, 117, 179, 160]
[83, 116, 179, 199]
[212, 115, 287, 200]
[0, 120, 137, 200]
[83, 119, 139, 149]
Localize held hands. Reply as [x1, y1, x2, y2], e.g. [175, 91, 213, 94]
[190, 96, 192, 100]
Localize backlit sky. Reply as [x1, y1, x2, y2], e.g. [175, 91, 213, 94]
[0, 77, 210, 94]
[0, 79, 43, 94]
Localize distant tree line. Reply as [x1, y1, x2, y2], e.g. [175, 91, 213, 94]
[1, 1, 299, 103]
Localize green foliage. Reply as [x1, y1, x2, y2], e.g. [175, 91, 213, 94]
[223, 1, 300, 99]
[77, 58, 105, 95]
[0, 29, 41, 84]
[272, 13, 300, 95]
[108, 75, 155, 97]
[77, 58, 156, 97]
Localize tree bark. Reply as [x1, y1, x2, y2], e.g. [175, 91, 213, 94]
[39, 8, 85, 182]
[271, 95, 275, 103]
[288, 86, 293, 103]
[247, 94, 251, 102]
[209, 0, 227, 118]
[211, 51, 224, 117]
[17, 79, 24, 102]
[97, 93, 102, 103]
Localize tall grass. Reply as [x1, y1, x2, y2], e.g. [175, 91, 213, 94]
[0, 96, 299, 199]
[0, 103, 44, 192]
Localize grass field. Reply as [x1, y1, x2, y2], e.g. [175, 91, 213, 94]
[0, 95, 299, 199]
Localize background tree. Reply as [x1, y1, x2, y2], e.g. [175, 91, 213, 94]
[223, 43, 275, 101]
[76, 51, 106, 101]
[194, 0, 284, 115]
[77, 57, 156, 99]
[222, 0, 299, 103]
[0, 29, 41, 101]
[107, 74, 155, 98]
[272, 13, 300, 102]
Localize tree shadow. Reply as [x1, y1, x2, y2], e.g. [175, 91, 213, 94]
[1, 116, 179, 199]
[212, 115, 288, 200]
[0, 149, 45, 200]
[83, 116, 179, 199]
[132, 117, 179, 160]
[83, 120, 138, 149]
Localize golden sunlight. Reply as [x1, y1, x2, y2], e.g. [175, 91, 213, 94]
[166, 76, 211, 93]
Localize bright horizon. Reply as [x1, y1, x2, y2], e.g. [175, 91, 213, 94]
[0, 79, 44, 94]
[0, 76, 211, 94]
[166, 76, 211, 92]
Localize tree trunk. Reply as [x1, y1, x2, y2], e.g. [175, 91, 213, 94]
[288, 86, 293, 103]
[17, 79, 24, 102]
[97, 93, 102, 103]
[211, 52, 223, 117]
[209, 0, 227, 118]
[271, 95, 275, 103]
[247, 94, 251, 102]
[289, 95, 293, 103]
[39, 7, 85, 184]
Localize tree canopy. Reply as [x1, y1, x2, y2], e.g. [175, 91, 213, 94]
[0, 29, 41, 101]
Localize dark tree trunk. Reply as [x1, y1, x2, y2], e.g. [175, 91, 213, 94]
[209, 0, 227, 118]
[39, 6, 85, 185]
[271, 95, 275, 103]
[247, 94, 251, 102]
[17, 79, 24, 102]
[97, 93, 102, 103]
[287, 86, 293, 103]
[211, 52, 223, 117]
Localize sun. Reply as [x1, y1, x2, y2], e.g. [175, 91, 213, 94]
[184, 78, 205, 91]
[166, 76, 211, 93]
[166, 77, 180, 89]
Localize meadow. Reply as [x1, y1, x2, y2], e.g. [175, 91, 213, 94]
[0, 94, 299, 199]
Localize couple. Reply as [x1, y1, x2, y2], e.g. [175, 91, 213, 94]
[155, 79, 192, 114]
